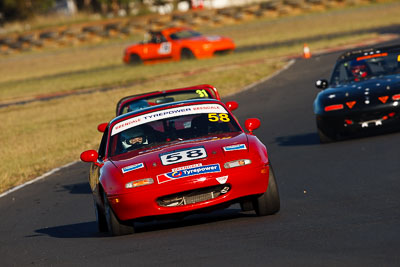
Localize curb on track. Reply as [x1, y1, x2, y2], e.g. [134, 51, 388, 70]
[0, 161, 79, 199]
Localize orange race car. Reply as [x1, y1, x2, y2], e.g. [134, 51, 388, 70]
[123, 27, 235, 65]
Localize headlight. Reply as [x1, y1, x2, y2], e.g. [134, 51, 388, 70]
[224, 159, 251, 169]
[125, 178, 154, 189]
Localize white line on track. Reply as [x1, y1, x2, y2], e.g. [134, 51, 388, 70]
[0, 161, 79, 199]
[0, 59, 298, 199]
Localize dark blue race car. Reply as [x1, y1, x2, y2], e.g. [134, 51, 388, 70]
[313, 44, 400, 143]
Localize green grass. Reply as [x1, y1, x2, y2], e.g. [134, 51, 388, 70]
[0, 0, 399, 193]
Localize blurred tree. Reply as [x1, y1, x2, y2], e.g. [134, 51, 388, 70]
[0, 0, 55, 22]
[95, 0, 143, 16]
[0, 0, 187, 23]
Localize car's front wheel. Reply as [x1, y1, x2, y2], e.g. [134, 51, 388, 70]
[318, 127, 335, 144]
[253, 164, 280, 216]
[94, 201, 108, 232]
[129, 53, 142, 65]
[316, 116, 337, 143]
[103, 192, 135, 236]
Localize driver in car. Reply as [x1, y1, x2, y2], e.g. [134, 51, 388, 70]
[121, 126, 150, 150]
[349, 60, 370, 81]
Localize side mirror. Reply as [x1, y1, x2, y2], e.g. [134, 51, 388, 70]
[245, 118, 261, 135]
[80, 150, 98, 163]
[315, 79, 329, 90]
[225, 101, 239, 111]
[97, 122, 108, 133]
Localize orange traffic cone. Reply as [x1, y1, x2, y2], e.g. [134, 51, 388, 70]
[303, 43, 311, 59]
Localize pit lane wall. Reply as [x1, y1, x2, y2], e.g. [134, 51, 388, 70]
[0, 0, 385, 54]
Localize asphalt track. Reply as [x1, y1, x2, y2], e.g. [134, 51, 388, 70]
[1, 41, 400, 266]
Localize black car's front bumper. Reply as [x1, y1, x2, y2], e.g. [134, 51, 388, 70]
[316, 106, 400, 139]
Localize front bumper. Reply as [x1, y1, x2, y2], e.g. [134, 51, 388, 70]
[317, 105, 400, 137]
[107, 164, 269, 221]
[194, 41, 235, 59]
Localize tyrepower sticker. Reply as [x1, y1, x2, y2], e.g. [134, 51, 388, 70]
[157, 163, 221, 184]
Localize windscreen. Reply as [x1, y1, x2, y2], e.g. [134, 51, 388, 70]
[170, 30, 202, 40]
[119, 89, 214, 115]
[330, 51, 400, 85]
[108, 104, 241, 157]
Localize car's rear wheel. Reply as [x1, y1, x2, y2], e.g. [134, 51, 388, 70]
[129, 53, 142, 65]
[253, 164, 280, 216]
[180, 48, 194, 60]
[103, 193, 135, 236]
[94, 201, 108, 232]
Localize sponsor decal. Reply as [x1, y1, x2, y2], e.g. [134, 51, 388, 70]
[223, 144, 246, 152]
[357, 52, 388, 61]
[111, 104, 227, 136]
[158, 42, 171, 54]
[172, 163, 202, 172]
[157, 163, 221, 184]
[122, 163, 144, 173]
[216, 175, 228, 184]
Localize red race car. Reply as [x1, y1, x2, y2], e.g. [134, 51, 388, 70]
[123, 27, 235, 64]
[97, 84, 238, 132]
[116, 84, 222, 115]
[81, 99, 279, 236]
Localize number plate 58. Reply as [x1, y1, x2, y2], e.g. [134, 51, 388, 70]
[160, 147, 207, 165]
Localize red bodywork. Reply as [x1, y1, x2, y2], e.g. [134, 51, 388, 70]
[82, 99, 271, 225]
[123, 27, 235, 64]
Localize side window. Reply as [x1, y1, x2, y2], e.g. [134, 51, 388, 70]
[150, 33, 166, 44]
[98, 127, 108, 159]
[160, 34, 167, 42]
[331, 64, 349, 84]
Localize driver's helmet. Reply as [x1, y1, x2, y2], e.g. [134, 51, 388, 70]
[128, 100, 150, 112]
[150, 32, 162, 43]
[121, 126, 148, 149]
[350, 60, 369, 79]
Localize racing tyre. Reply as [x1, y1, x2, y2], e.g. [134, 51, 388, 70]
[104, 193, 135, 236]
[253, 165, 280, 216]
[94, 201, 108, 232]
[316, 117, 336, 143]
[180, 48, 195, 60]
[129, 54, 142, 65]
[317, 128, 335, 144]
